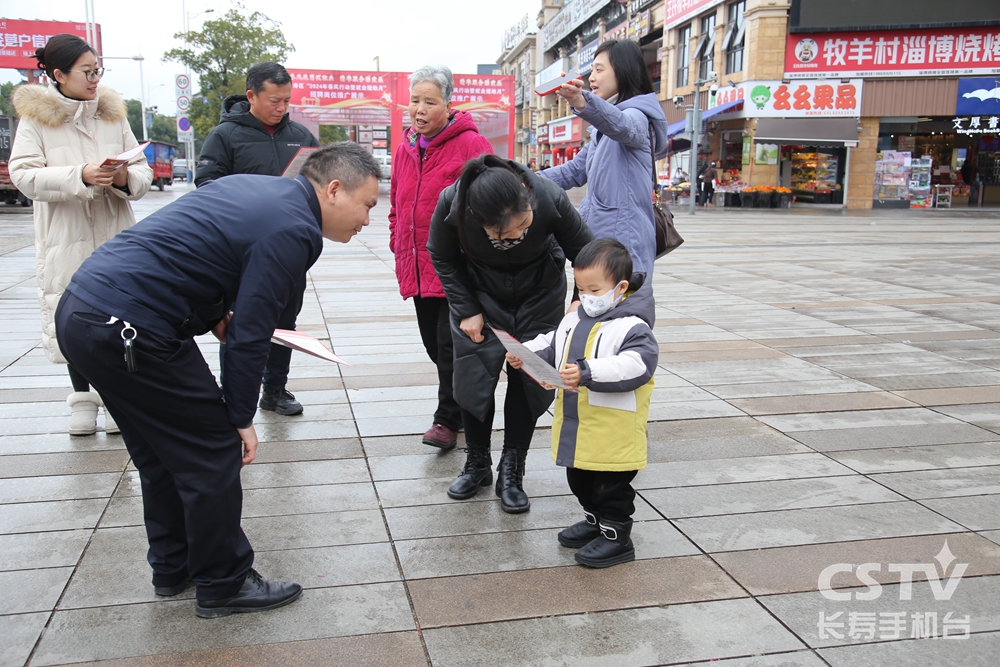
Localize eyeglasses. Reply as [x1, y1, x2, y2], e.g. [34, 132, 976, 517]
[70, 68, 105, 82]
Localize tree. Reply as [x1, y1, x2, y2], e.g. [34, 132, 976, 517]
[163, 5, 293, 138]
[1, 81, 20, 116]
[319, 125, 349, 145]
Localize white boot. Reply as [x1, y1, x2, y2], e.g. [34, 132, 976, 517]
[67, 391, 101, 436]
[104, 408, 120, 435]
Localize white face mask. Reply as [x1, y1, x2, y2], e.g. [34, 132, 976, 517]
[579, 282, 624, 318]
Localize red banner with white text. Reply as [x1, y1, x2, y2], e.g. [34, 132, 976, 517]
[0, 19, 100, 71]
[785, 26, 1000, 79]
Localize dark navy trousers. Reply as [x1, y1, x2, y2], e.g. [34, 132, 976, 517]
[56, 291, 253, 601]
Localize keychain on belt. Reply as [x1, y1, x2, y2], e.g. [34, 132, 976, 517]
[121, 322, 138, 373]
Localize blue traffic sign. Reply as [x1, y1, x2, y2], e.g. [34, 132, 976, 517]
[178, 117, 192, 132]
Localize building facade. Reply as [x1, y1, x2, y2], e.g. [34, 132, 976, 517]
[660, 0, 1000, 208]
[524, 0, 668, 168]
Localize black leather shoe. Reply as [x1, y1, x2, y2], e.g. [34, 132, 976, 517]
[447, 445, 493, 499]
[575, 520, 635, 568]
[194, 569, 302, 618]
[496, 448, 530, 514]
[558, 510, 601, 548]
[154, 576, 192, 596]
[259, 388, 303, 416]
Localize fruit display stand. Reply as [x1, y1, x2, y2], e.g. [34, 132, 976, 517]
[792, 152, 840, 204]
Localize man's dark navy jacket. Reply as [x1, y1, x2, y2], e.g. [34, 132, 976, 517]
[66, 174, 325, 428]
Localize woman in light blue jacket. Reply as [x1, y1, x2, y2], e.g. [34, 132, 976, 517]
[543, 39, 668, 278]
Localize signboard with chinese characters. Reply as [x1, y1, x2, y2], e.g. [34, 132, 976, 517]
[0, 19, 101, 70]
[956, 77, 1000, 115]
[540, 0, 610, 51]
[663, 0, 723, 31]
[952, 116, 1000, 135]
[627, 10, 651, 41]
[548, 116, 583, 146]
[502, 13, 536, 53]
[785, 27, 1000, 79]
[289, 69, 394, 107]
[710, 79, 863, 118]
[577, 39, 600, 75]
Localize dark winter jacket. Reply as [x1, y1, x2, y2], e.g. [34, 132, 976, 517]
[428, 161, 594, 422]
[64, 174, 325, 428]
[195, 94, 319, 186]
[389, 111, 493, 300]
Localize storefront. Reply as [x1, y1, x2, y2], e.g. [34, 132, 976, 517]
[754, 118, 860, 204]
[545, 115, 584, 166]
[701, 80, 863, 206]
[783, 25, 1000, 209]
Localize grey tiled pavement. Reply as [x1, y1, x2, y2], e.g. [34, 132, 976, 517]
[1, 185, 999, 666]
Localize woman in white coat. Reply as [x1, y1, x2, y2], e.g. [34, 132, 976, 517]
[10, 33, 152, 436]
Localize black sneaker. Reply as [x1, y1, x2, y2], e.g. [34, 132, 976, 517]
[195, 569, 302, 619]
[259, 388, 303, 416]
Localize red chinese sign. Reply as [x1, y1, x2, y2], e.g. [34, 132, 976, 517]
[0, 19, 100, 71]
[710, 79, 863, 117]
[286, 69, 515, 158]
[664, 0, 722, 29]
[546, 116, 583, 145]
[785, 27, 1000, 79]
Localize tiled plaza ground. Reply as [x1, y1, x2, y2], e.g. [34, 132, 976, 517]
[1, 184, 999, 666]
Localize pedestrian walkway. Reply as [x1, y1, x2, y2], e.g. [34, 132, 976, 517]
[1, 183, 998, 666]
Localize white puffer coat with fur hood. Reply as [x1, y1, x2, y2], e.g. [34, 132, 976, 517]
[10, 84, 152, 363]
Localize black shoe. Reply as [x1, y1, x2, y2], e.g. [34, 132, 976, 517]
[447, 445, 493, 500]
[194, 569, 302, 619]
[259, 388, 303, 416]
[154, 576, 192, 596]
[558, 510, 601, 548]
[495, 448, 530, 514]
[575, 519, 635, 568]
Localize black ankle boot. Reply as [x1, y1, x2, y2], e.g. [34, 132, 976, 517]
[574, 519, 635, 568]
[558, 510, 601, 548]
[495, 448, 530, 514]
[447, 445, 493, 500]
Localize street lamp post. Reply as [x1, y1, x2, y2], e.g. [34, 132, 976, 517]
[688, 72, 717, 215]
[102, 55, 147, 141]
[180, 3, 214, 181]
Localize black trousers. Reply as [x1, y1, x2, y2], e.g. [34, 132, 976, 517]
[219, 273, 306, 390]
[462, 365, 536, 451]
[413, 296, 461, 431]
[56, 292, 253, 601]
[565, 468, 639, 523]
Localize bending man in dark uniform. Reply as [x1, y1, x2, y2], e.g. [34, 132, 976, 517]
[56, 142, 380, 618]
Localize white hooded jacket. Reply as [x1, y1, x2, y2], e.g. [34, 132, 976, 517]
[9, 84, 152, 363]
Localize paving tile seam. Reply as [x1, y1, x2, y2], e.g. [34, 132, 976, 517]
[20, 466, 130, 667]
[636, 472, 868, 493]
[703, 530, 974, 558]
[331, 248, 438, 667]
[808, 628, 1000, 654]
[389, 518, 674, 547]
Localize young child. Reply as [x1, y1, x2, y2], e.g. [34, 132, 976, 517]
[507, 238, 658, 568]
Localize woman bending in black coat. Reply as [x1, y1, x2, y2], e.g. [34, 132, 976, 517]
[428, 155, 594, 513]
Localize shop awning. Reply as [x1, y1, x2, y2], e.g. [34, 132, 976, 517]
[701, 98, 744, 122]
[754, 118, 859, 146]
[667, 119, 686, 138]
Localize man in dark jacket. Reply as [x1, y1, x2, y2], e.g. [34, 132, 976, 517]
[197, 62, 321, 417]
[56, 142, 380, 617]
